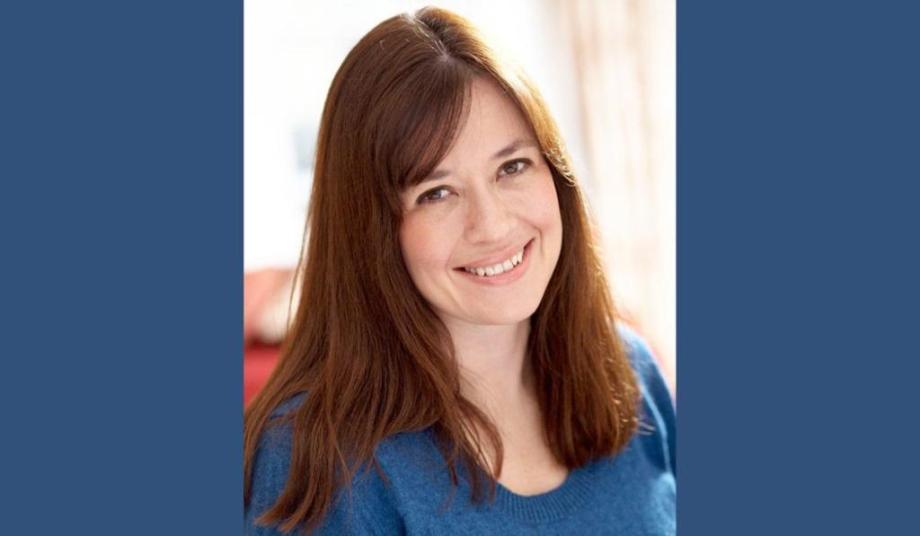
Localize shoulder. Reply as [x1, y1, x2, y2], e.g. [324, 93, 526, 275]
[617, 323, 672, 404]
[616, 323, 677, 475]
[246, 393, 307, 513]
[617, 324, 662, 384]
[245, 393, 405, 535]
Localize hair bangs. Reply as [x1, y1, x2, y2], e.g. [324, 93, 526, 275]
[376, 58, 475, 208]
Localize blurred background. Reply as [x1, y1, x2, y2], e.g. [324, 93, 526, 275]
[244, 0, 675, 405]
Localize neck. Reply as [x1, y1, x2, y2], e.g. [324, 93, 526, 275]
[440, 316, 557, 482]
[440, 317, 535, 415]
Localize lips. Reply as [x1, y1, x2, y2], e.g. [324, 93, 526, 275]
[461, 247, 524, 277]
[456, 239, 533, 271]
[454, 239, 534, 284]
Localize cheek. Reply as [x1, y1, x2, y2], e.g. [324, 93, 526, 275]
[527, 171, 563, 236]
[399, 212, 456, 280]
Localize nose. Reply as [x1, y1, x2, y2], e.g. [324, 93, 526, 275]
[464, 185, 514, 244]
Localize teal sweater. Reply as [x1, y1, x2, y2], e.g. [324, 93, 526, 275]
[245, 327, 676, 535]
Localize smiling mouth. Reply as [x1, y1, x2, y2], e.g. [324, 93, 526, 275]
[456, 239, 532, 278]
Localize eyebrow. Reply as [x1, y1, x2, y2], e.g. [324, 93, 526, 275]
[418, 138, 539, 185]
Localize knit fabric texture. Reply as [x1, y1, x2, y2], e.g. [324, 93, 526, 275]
[245, 326, 676, 535]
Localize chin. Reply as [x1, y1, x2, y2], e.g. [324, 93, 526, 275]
[460, 299, 542, 326]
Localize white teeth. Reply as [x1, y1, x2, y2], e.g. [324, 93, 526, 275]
[463, 247, 526, 278]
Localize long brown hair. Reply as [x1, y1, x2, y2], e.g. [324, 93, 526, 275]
[243, 6, 640, 533]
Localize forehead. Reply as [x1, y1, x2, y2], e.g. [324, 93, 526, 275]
[439, 77, 534, 167]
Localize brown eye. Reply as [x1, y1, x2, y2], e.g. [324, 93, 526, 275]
[417, 186, 451, 205]
[498, 159, 529, 177]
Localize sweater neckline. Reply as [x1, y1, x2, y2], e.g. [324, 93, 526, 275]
[421, 428, 611, 524]
[489, 457, 605, 524]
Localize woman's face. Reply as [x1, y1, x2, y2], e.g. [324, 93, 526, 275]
[399, 77, 563, 328]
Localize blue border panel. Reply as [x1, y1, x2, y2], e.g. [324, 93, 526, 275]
[680, 1, 920, 534]
[4, 0, 920, 534]
[2, 1, 242, 533]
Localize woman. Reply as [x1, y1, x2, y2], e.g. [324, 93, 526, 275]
[244, 6, 675, 535]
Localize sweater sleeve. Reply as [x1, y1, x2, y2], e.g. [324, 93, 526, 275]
[618, 325, 677, 477]
[245, 406, 405, 535]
